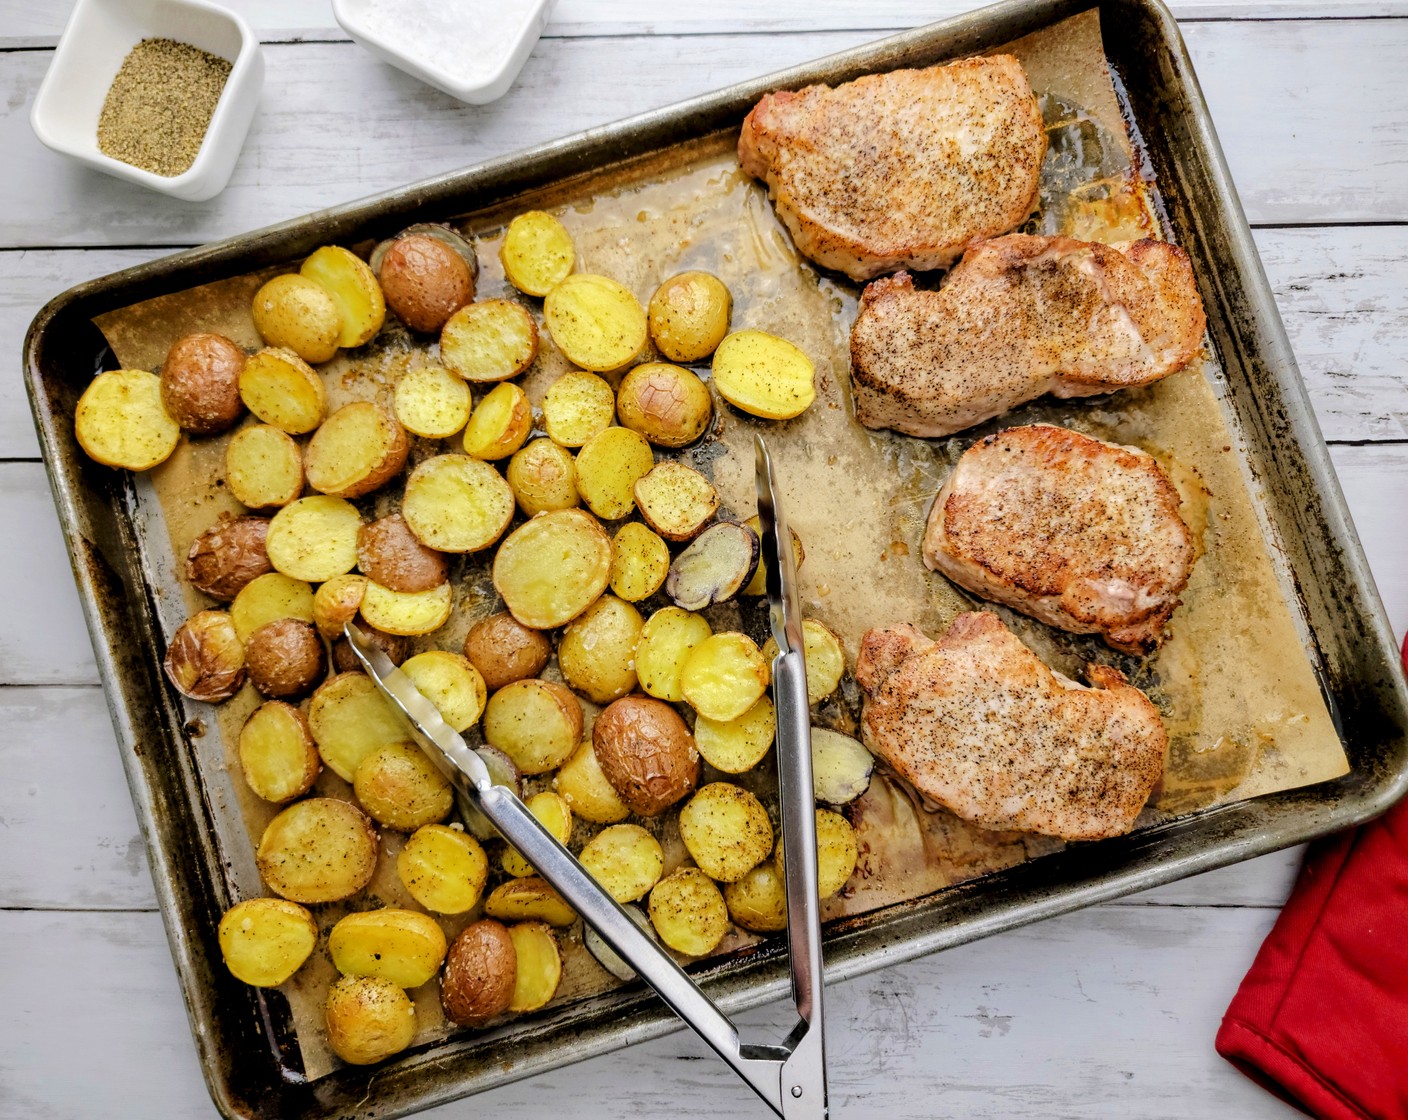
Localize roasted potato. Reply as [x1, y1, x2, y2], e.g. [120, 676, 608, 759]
[218, 897, 318, 987]
[440, 300, 538, 382]
[308, 671, 413, 780]
[810, 728, 875, 805]
[647, 272, 732, 363]
[501, 791, 573, 878]
[558, 594, 644, 704]
[484, 877, 576, 927]
[693, 696, 775, 775]
[229, 572, 316, 643]
[160, 332, 246, 434]
[463, 612, 551, 692]
[543, 274, 647, 372]
[331, 624, 408, 673]
[742, 514, 804, 596]
[723, 863, 787, 933]
[354, 740, 453, 830]
[257, 797, 379, 903]
[763, 618, 846, 705]
[679, 782, 773, 883]
[609, 522, 669, 602]
[324, 975, 416, 1065]
[648, 868, 728, 957]
[483, 678, 583, 775]
[579, 823, 664, 903]
[224, 424, 304, 510]
[164, 610, 246, 702]
[575, 426, 655, 520]
[633, 461, 719, 541]
[303, 401, 408, 499]
[379, 234, 476, 333]
[394, 364, 471, 439]
[442, 919, 516, 1028]
[402, 453, 515, 554]
[300, 245, 386, 349]
[463, 382, 532, 461]
[500, 210, 575, 297]
[266, 495, 361, 583]
[238, 700, 320, 802]
[553, 738, 630, 824]
[328, 908, 447, 988]
[357, 514, 449, 594]
[774, 808, 859, 899]
[398, 823, 489, 915]
[401, 650, 487, 731]
[679, 631, 769, 722]
[615, 362, 712, 447]
[507, 921, 562, 1012]
[359, 580, 453, 636]
[186, 515, 272, 601]
[506, 438, 579, 517]
[635, 606, 712, 702]
[74, 369, 180, 471]
[238, 347, 327, 435]
[665, 521, 758, 611]
[245, 617, 326, 699]
[251, 274, 341, 364]
[592, 695, 698, 816]
[313, 575, 367, 639]
[457, 745, 523, 842]
[584, 905, 653, 981]
[492, 509, 612, 629]
[542, 371, 615, 448]
[711, 329, 816, 420]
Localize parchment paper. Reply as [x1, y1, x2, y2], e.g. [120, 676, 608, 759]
[94, 8, 1347, 1080]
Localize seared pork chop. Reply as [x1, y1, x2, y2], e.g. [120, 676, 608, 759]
[857, 614, 1166, 840]
[850, 235, 1207, 437]
[738, 56, 1045, 281]
[924, 425, 1196, 654]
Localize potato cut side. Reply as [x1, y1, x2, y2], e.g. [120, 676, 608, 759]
[742, 515, 805, 596]
[239, 700, 320, 803]
[711, 329, 816, 420]
[218, 898, 318, 987]
[266, 495, 362, 583]
[558, 594, 643, 705]
[679, 782, 773, 883]
[300, 245, 387, 348]
[463, 382, 532, 461]
[610, 522, 669, 602]
[694, 696, 776, 774]
[402, 453, 515, 553]
[507, 922, 562, 1012]
[440, 299, 538, 382]
[763, 618, 846, 704]
[724, 863, 787, 933]
[238, 348, 327, 434]
[616, 362, 713, 448]
[635, 606, 712, 702]
[680, 631, 769, 722]
[313, 573, 367, 638]
[458, 746, 524, 842]
[553, 738, 630, 824]
[543, 274, 647, 372]
[401, 650, 487, 732]
[360, 580, 453, 636]
[304, 401, 408, 498]
[506, 439, 579, 517]
[75, 369, 180, 471]
[308, 671, 414, 780]
[257, 797, 379, 903]
[329, 908, 447, 988]
[500, 210, 575, 297]
[543, 371, 616, 448]
[354, 741, 453, 830]
[775, 808, 859, 899]
[485, 877, 577, 928]
[501, 791, 573, 878]
[648, 868, 728, 957]
[575, 426, 655, 520]
[492, 508, 612, 629]
[665, 521, 759, 611]
[579, 823, 664, 903]
[252, 274, 341, 364]
[324, 976, 416, 1065]
[230, 572, 315, 644]
[397, 824, 488, 915]
[225, 424, 303, 509]
[483, 678, 583, 775]
[394, 364, 471, 439]
[810, 727, 875, 805]
[633, 460, 719, 541]
[647, 272, 732, 364]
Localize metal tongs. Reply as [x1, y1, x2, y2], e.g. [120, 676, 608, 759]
[342, 434, 827, 1118]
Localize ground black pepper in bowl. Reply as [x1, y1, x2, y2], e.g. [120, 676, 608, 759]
[97, 38, 232, 178]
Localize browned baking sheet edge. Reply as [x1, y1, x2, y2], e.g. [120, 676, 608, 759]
[23, 0, 1408, 1116]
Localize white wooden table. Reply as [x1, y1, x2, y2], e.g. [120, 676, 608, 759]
[2, 2, 1405, 1117]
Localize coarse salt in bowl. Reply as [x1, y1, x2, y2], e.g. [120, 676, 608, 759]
[333, 0, 557, 105]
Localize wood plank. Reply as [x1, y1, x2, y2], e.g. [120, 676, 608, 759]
[1, 20, 1406, 247]
[0, 905, 1300, 1120]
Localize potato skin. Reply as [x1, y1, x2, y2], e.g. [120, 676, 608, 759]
[592, 695, 699, 817]
[160, 332, 246, 434]
[245, 617, 327, 699]
[442, 919, 517, 1028]
[325, 975, 417, 1065]
[380, 234, 476, 333]
[186, 516, 273, 601]
[164, 610, 246, 702]
[358, 514, 449, 593]
[331, 626, 409, 673]
[616, 363, 713, 448]
[462, 612, 551, 692]
[647, 272, 731, 363]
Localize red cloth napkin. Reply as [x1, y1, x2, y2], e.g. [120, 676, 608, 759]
[1216, 793, 1408, 1119]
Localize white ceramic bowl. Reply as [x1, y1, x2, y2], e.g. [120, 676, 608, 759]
[333, 0, 556, 105]
[30, 0, 264, 202]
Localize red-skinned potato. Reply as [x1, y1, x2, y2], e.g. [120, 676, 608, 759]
[592, 695, 699, 816]
[379, 234, 477, 333]
[160, 332, 246, 434]
[185, 516, 273, 601]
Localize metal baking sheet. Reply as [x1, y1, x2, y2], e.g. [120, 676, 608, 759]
[23, 0, 1408, 1116]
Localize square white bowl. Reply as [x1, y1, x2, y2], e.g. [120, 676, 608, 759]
[30, 0, 264, 202]
[333, 0, 556, 105]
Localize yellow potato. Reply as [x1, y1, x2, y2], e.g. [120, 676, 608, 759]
[238, 700, 320, 803]
[633, 461, 718, 541]
[463, 382, 533, 461]
[397, 823, 488, 914]
[401, 650, 487, 731]
[238, 347, 327, 434]
[616, 362, 713, 448]
[256, 797, 379, 904]
[679, 631, 769, 722]
[440, 299, 538, 382]
[74, 369, 180, 471]
[300, 245, 387, 348]
[501, 791, 573, 878]
[359, 580, 453, 636]
[742, 514, 804, 596]
[543, 274, 647, 372]
[711, 329, 816, 420]
[647, 271, 732, 363]
[218, 897, 318, 987]
[542, 371, 616, 448]
[308, 671, 413, 780]
[229, 572, 315, 643]
[329, 907, 447, 988]
[506, 438, 579, 517]
[763, 618, 846, 705]
[635, 606, 712, 702]
[553, 738, 630, 824]
[354, 741, 453, 830]
[402, 453, 515, 553]
[324, 975, 416, 1065]
[500, 210, 575, 297]
[394, 364, 471, 439]
[693, 696, 776, 774]
[575, 426, 655, 520]
[492, 509, 611, 629]
[252, 274, 341, 364]
[507, 922, 562, 1013]
[483, 678, 583, 775]
[648, 868, 728, 957]
[225, 424, 303, 509]
[774, 808, 859, 899]
[678, 782, 773, 883]
[723, 862, 787, 933]
[558, 594, 644, 705]
[265, 495, 361, 583]
[484, 877, 577, 928]
[609, 522, 670, 602]
[578, 823, 664, 903]
[312, 573, 367, 639]
[304, 401, 408, 499]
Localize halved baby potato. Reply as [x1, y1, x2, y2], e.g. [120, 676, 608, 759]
[354, 741, 454, 830]
[679, 631, 769, 722]
[575, 426, 654, 520]
[723, 862, 787, 933]
[665, 521, 758, 611]
[75, 369, 180, 471]
[160, 332, 246, 435]
[543, 371, 615, 448]
[357, 514, 448, 594]
[635, 606, 712, 702]
[646, 272, 732, 364]
[463, 382, 532, 461]
[440, 299, 538, 383]
[164, 610, 246, 702]
[506, 439, 579, 517]
[299, 245, 386, 349]
[482, 678, 583, 775]
[313, 573, 367, 639]
[679, 782, 773, 883]
[225, 424, 303, 509]
[266, 495, 361, 583]
[239, 699, 321, 803]
[308, 671, 413, 780]
[251, 274, 341, 364]
[578, 823, 663, 903]
[774, 808, 859, 899]
[500, 791, 572, 878]
[553, 738, 630, 824]
[441, 920, 515, 1027]
[401, 650, 487, 732]
[462, 612, 552, 692]
[492, 508, 611, 629]
[484, 877, 577, 928]
[762, 618, 846, 705]
[397, 823, 488, 914]
[304, 401, 408, 499]
[402, 453, 515, 553]
[810, 727, 875, 806]
[609, 522, 669, 602]
[506, 921, 562, 1013]
[394, 364, 471, 439]
[257, 797, 379, 904]
[615, 362, 713, 448]
[557, 594, 643, 705]
[711, 329, 816, 420]
[329, 907, 447, 988]
[500, 210, 575, 297]
[359, 580, 453, 636]
[592, 695, 698, 818]
[324, 976, 416, 1065]
[633, 461, 718, 541]
[230, 572, 315, 644]
[693, 696, 775, 775]
[218, 897, 318, 987]
[543, 274, 647, 372]
[379, 233, 476, 334]
[238, 348, 327, 435]
[648, 868, 728, 957]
